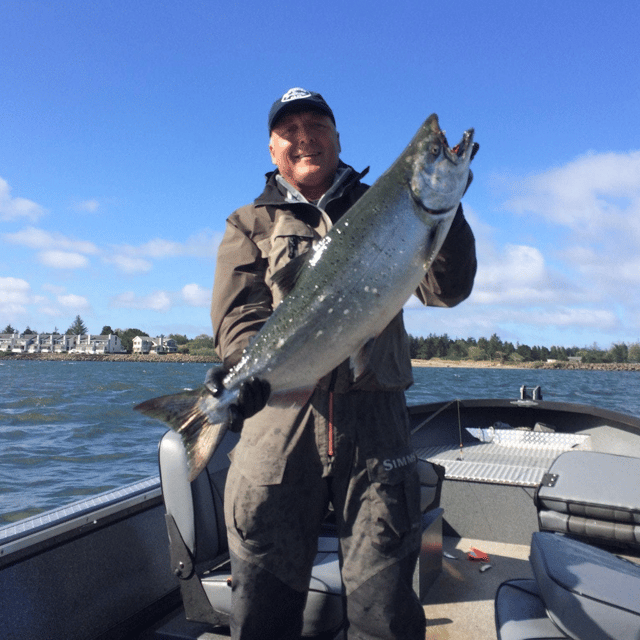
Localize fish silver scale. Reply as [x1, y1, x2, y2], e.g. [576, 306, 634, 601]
[223, 114, 475, 395]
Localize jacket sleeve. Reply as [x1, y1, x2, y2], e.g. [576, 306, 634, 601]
[415, 203, 477, 308]
[210, 216, 273, 369]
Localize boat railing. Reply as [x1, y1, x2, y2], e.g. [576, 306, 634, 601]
[0, 475, 161, 564]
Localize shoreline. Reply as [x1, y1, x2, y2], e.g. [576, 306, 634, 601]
[2, 352, 640, 371]
[410, 358, 640, 371]
[0, 352, 221, 364]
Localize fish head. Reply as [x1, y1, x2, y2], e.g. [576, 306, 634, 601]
[409, 114, 478, 214]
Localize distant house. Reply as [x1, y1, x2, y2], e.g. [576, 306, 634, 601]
[132, 336, 177, 355]
[0, 332, 24, 353]
[71, 334, 126, 354]
[0, 333, 125, 354]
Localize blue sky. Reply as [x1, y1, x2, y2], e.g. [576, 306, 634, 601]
[1, 0, 639, 350]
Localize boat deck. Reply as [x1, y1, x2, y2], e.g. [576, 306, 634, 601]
[415, 429, 591, 487]
[423, 536, 531, 640]
[147, 536, 532, 640]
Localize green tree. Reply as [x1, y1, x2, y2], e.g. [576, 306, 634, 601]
[468, 345, 486, 361]
[24, 326, 37, 334]
[487, 333, 502, 360]
[628, 343, 640, 363]
[549, 346, 568, 361]
[100, 325, 115, 335]
[188, 334, 217, 357]
[516, 344, 533, 361]
[446, 339, 468, 360]
[66, 315, 88, 335]
[608, 343, 628, 363]
[169, 333, 189, 345]
[2, 324, 16, 334]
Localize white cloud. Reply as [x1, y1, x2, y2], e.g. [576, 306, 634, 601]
[104, 254, 153, 274]
[489, 150, 640, 316]
[3, 226, 98, 254]
[111, 290, 173, 312]
[42, 283, 67, 295]
[110, 284, 211, 313]
[472, 243, 563, 305]
[75, 199, 100, 213]
[39, 250, 90, 269]
[39, 304, 64, 317]
[182, 283, 210, 307]
[58, 293, 91, 310]
[105, 229, 221, 273]
[0, 177, 45, 222]
[0, 277, 31, 316]
[137, 238, 186, 259]
[503, 150, 640, 238]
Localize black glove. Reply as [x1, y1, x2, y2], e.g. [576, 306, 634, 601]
[204, 366, 271, 433]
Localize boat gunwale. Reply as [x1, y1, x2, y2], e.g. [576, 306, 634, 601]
[0, 476, 163, 567]
[408, 397, 640, 433]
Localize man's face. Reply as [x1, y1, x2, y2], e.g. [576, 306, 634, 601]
[269, 110, 341, 200]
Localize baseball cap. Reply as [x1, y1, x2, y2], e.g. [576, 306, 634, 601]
[268, 87, 335, 132]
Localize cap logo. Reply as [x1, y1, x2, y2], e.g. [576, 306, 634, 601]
[281, 87, 312, 103]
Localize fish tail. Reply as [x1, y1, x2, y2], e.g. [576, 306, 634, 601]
[134, 387, 230, 481]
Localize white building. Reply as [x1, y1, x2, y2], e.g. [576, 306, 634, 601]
[0, 333, 125, 354]
[71, 334, 126, 354]
[132, 336, 178, 355]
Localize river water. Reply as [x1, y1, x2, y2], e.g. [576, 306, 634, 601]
[2, 360, 640, 524]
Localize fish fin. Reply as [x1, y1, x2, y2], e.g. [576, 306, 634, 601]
[271, 253, 310, 296]
[268, 387, 315, 409]
[350, 338, 376, 381]
[135, 387, 228, 481]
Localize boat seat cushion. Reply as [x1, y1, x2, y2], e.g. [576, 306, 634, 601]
[201, 551, 343, 637]
[538, 509, 640, 547]
[495, 579, 569, 640]
[530, 531, 640, 640]
[536, 451, 640, 548]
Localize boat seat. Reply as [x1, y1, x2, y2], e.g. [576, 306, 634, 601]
[158, 430, 445, 637]
[495, 579, 569, 640]
[496, 532, 640, 640]
[535, 450, 640, 550]
[158, 429, 343, 637]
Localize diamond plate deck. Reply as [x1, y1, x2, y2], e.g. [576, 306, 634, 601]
[416, 431, 591, 487]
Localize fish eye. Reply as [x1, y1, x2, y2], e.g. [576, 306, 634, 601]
[429, 144, 440, 155]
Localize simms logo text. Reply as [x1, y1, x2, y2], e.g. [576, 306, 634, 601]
[382, 451, 417, 472]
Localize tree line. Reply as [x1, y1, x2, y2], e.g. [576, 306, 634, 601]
[4, 317, 639, 363]
[408, 333, 640, 364]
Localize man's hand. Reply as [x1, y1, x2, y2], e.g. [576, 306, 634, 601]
[204, 366, 271, 433]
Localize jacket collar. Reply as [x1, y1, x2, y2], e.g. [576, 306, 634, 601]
[254, 161, 369, 208]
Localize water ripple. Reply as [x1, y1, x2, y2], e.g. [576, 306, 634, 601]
[2, 361, 640, 523]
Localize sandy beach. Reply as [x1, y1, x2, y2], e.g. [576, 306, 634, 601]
[411, 358, 640, 371]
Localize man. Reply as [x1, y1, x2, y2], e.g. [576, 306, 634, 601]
[210, 88, 476, 639]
